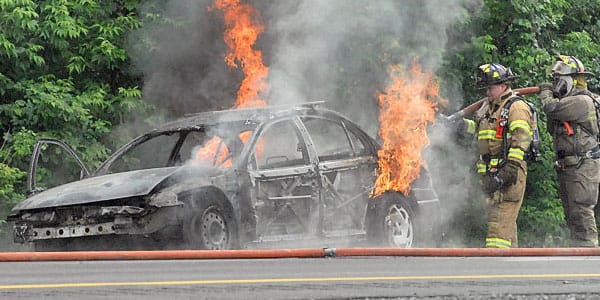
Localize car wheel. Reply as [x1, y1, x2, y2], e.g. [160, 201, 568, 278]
[384, 202, 414, 247]
[367, 195, 417, 248]
[183, 204, 235, 250]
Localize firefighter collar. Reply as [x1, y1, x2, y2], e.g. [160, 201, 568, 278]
[488, 88, 515, 113]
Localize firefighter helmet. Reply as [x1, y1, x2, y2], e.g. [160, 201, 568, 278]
[476, 63, 518, 86]
[550, 55, 594, 76]
[550, 55, 594, 97]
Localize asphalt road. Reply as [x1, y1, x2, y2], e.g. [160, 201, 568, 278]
[2, 256, 600, 299]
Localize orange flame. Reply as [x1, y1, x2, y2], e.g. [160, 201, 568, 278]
[194, 131, 253, 168]
[195, 136, 232, 167]
[195, 1, 268, 167]
[213, 0, 269, 108]
[371, 63, 441, 197]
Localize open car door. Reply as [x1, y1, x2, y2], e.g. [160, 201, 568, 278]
[27, 138, 90, 196]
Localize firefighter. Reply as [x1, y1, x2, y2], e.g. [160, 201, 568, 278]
[459, 63, 534, 248]
[539, 55, 600, 247]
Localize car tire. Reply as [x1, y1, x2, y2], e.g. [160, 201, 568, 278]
[366, 194, 418, 248]
[183, 202, 237, 250]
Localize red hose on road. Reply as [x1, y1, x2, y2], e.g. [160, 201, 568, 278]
[333, 247, 600, 257]
[2, 247, 600, 262]
[0, 248, 327, 262]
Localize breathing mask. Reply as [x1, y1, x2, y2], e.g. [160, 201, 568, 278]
[552, 75, 574, 98]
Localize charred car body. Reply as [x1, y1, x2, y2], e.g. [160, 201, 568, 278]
[8, 103, 441, 251]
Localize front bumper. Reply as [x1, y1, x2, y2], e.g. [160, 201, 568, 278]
[12, 205, 180, 243]
[13, 216, 141, 243]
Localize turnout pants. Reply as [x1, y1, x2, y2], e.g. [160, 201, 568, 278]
[557, 159, 600, 247]
[485, 166, 527, 248]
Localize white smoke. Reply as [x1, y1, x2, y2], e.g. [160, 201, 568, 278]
[129, 0, 483, 247]
[259, 0, 470, 134]
[256, 0, 482, 246]
[130, 0, 473, 127]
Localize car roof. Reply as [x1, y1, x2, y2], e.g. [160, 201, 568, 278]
[156, 101, 352, 131]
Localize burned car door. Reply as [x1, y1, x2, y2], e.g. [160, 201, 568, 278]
[246, 118, 320, 241]
[28, 138, 90, 196]
[300, 117, 378, 236]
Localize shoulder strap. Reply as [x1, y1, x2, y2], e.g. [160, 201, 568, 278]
[499, 95, 523, 121]
[568, 90, 598, 141]
[504, 95, 523, 107]
[497, 96, 524, 166]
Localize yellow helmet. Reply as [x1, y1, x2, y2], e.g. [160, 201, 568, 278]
[550, 55, 594, 76]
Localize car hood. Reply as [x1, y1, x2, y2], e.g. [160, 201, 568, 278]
[12, 167, 181, 212]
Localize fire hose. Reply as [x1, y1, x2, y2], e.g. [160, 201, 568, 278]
[446, 86, 541, 123]
[2, 247, 600, 261]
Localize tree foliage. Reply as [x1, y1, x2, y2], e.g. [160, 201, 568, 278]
[0, 0, 148, 220]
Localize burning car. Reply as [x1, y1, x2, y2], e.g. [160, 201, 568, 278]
[8, 103, 441, 251]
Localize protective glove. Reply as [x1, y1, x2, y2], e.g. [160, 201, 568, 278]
[539, 82, 554, 104]
[540, 82, 553, 91]
[446, 117, 467, 133]
[482, 173, 503, 195]
[497, 160, 520, 187]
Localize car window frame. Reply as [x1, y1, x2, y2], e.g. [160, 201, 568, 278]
[94, 130, 182, 176]
[299, 115, 376, 161]
[246, 117, 313, 171]
[27, 137, 90, 196]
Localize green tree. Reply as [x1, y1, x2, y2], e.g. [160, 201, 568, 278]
[0, 0, 148, 221]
